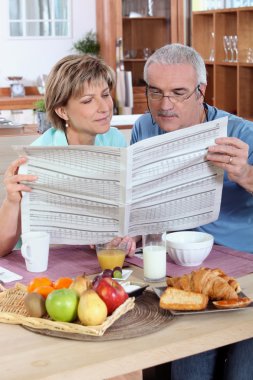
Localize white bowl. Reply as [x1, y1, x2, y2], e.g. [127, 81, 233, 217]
[166, 231, 214, 267]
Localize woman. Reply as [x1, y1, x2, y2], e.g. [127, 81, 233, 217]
[0, 54, 136, 257]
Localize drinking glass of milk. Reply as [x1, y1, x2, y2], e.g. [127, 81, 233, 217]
[142, 233, 166, 282]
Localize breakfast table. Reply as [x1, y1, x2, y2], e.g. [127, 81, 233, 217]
[0, 244, 253, 380]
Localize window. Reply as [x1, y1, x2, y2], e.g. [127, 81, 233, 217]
[9, 0, 71, 37]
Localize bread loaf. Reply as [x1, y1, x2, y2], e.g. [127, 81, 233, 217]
[167, 268, 239, 300]
[160, 287, 209, 311]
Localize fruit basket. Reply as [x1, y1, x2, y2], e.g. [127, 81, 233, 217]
[0, 283, 135, 336]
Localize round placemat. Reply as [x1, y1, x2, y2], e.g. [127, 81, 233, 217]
[23, 291, 174, 341]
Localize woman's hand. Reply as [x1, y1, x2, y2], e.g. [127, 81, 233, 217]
[4, 157, 37, 204]
[108, 236, 139, 257]
[90, 236, 140, 257]
[207, 137, 253, 192]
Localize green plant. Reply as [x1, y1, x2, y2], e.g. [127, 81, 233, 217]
[34, 99, 46, 112]
[73, 30, 100, 55]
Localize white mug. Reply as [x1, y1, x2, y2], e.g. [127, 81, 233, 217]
[21, 231, 50, 273]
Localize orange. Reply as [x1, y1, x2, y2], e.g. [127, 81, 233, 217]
[33, 285, 55, 299]
[54, 277, 73, 290]
[27, 277, 53, 293]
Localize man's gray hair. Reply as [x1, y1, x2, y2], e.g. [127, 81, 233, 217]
[144, 43, 207, 85]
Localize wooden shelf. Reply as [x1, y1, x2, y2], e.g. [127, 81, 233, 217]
[124, 58, 147, 62]
[123, 16, 167, 21]
[192, 6, 253, 120]
[239, 62, 253, 67]
[215, 62, 238, 66]
[96, 0, 185, 114]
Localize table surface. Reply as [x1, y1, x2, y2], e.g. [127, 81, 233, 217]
[0, 248, 253, 380]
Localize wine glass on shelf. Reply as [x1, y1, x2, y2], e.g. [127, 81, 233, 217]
[147, 0, 154, 16]
[229, 36, 234, 62]
[231, 35, 238, 62]
[246, 48, 253, 64]
[143, 48, 151, 60]
[209, 32, 215, 61]
[223, 36, 229, 62]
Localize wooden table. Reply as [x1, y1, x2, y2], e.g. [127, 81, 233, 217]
[0, 263, 252, 380]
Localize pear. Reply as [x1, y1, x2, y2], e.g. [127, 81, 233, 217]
[70, 274, 92, 297]
[78, 289, 107, 326]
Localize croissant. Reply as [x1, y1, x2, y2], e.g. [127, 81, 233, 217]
[167, 267, 239, 300]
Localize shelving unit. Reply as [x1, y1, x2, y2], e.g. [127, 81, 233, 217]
[96, 0, 186, 114]
[122, 16, 169, 87]
[192, 7, 253, 120]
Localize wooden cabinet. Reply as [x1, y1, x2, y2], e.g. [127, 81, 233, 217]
[192, 7, 253, 120]
[96, 0, 186, 114]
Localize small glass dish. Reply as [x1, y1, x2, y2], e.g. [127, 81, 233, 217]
[121, 281, 149, 297]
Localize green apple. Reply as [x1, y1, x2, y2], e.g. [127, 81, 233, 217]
[45, 288, 79, 322]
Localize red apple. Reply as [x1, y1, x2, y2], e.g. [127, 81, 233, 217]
[94, 277, 128, 314]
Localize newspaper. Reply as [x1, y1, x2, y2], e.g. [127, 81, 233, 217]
[15, 117, 228, 245]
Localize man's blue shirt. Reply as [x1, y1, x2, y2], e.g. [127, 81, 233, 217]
[131, 104, 253, 253]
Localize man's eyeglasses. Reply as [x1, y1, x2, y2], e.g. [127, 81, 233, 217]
[146, 85, 200, 104]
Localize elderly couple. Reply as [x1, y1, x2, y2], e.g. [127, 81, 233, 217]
[0, 43, 253, 380]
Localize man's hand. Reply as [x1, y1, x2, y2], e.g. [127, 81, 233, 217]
[207, 137, 253, 192]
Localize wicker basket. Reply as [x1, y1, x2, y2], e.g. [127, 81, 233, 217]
[0, 283, 135, 336]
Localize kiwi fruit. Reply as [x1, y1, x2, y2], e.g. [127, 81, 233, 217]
[24, 292, 46, 318]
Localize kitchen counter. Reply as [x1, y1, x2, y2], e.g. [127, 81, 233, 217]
[0, 95, 43, 111]
[0, 123, 38, 136]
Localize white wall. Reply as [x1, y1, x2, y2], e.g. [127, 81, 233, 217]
[0, 0, 96, 87]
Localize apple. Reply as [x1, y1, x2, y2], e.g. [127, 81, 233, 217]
[45, 288, 79, 322]
[94, 277, 128, 314]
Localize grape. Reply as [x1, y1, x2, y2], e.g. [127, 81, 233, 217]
[92, 275, 101, 289]
[112, 267, 123, 279]
[102, 269, 113, 278]
[113, 266, 122, 273]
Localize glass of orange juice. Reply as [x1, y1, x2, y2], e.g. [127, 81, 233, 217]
[96, 242, 127, 271]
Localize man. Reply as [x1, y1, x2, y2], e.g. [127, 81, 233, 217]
[131, 44, 253, 380]
[131, 43, 253, 254]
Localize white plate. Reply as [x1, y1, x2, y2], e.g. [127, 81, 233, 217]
[153, 287, 253, 315]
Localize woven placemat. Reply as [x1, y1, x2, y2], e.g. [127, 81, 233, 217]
[23, 291, 174, 341]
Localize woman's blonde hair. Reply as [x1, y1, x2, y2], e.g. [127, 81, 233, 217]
[45, 54, 115, 130]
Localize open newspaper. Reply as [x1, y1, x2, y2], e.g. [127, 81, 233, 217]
[15, 117, 228, 245]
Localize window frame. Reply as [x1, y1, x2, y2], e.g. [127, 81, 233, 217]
[8, 0, 72, 39]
